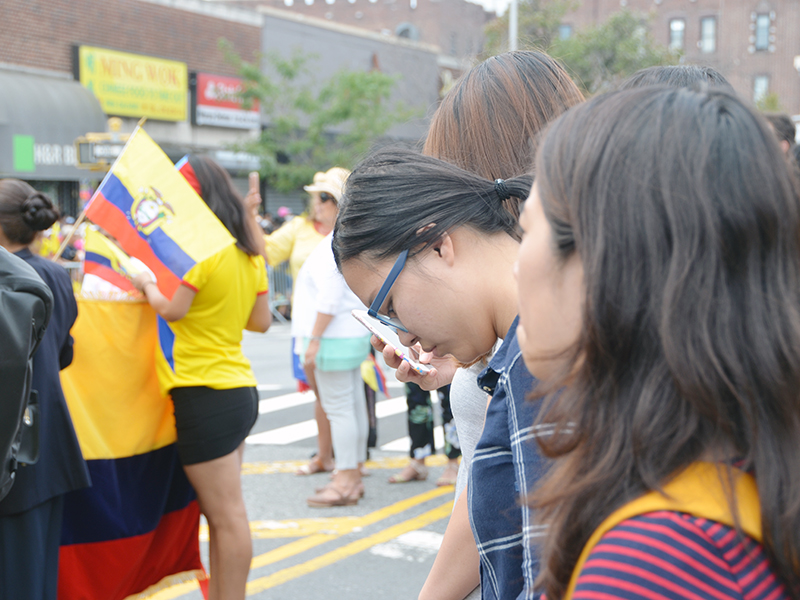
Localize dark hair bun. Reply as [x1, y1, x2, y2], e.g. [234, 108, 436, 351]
[20, 192, 59, 231]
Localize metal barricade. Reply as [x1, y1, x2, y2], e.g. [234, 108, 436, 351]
[267, 262, 292, 323]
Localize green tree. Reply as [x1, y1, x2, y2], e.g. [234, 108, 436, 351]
[483, 5, 680, 96]
[550, 11, 680, 95]
[482, 0, 577, 58]
[756, 91, 782, 112]
[221, 41, 414, 192]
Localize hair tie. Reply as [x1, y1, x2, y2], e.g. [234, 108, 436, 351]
[494, 179, 511, 201]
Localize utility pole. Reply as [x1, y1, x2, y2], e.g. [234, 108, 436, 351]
[509, 0, 519, 51]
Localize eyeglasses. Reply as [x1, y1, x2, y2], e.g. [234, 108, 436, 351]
[320, 192, 336, 203]
[368, 249, 409, 333]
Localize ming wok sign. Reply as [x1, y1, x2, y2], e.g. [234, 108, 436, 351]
[192, 73, 260, 130]
[77, 46, 188, 122]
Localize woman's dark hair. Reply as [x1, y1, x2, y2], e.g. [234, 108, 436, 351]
[332, 148, 532, 267]
[424, 51, 584, 183]
[764, 113, 797, 147]
[530, 87, 800, 598]
[620, 64, 735, 92]
[0, 179, 60, 246]
[187, 155, 261, 256]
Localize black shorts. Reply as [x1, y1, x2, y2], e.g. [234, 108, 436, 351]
[170, 386, 258, 466]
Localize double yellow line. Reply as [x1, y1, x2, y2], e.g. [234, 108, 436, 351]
[151, 486, 454, 598]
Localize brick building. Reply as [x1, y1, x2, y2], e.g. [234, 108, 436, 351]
[561, 0, 800, 115]
[1, 0, 450, 214]
[0, 0, 263, 211]
[212, 0, 495, 60]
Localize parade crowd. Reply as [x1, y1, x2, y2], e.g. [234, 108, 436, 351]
[1, 50, 800, 600]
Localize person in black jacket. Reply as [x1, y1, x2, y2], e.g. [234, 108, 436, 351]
[0, 179, 91, 600]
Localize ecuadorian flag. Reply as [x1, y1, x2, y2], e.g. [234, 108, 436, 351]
[85, 127, 234, 299]
[59, 300, 208, 599]
[83, 227, 142, 293]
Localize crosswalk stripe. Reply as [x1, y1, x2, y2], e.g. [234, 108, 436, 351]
[248, 389, 441, 448]
[248, 395, 409, 446]
[258, 391, 315, 415]
[380, 427, 445, 452]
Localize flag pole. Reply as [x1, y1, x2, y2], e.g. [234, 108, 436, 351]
[54, 117, 148, 260]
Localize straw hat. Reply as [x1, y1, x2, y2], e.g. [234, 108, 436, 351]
[303, 167, 350, 202]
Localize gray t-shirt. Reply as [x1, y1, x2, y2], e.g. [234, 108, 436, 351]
[450, 361, 490, 501]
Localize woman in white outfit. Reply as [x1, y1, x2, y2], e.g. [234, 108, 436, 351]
[292, 227, 372, 507]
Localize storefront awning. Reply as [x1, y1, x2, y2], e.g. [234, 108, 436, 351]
[0, 69, 107, 181]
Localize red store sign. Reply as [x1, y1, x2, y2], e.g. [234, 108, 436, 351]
[194, 73, 260, 130]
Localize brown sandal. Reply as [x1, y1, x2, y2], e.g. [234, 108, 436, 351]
[307, 485, 361, 507]
[388, 461, 428, 483]
[315, 481, 365, 498]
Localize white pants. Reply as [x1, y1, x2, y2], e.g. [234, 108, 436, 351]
[314, 368, 368, 471]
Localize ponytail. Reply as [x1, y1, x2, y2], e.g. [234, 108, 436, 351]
[333, 148, 531, 267]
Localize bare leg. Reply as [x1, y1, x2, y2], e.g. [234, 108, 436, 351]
[183, 442, 251, 600]
[314, 398, 335, 470]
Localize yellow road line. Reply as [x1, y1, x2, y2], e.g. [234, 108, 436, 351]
[241, 454, 451, 475]
[156, 486, 455, 598]
[143, 580, 200, 600]
[250, 534, 337, 569]
[246, 501, 454, 594]
[200, 486, 453, 540]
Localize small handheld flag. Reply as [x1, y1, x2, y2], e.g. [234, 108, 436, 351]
[83, 227, 143, 293]
[85, 127, 234, 299]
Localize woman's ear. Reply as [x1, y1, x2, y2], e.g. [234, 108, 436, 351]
[431, 232, 455, 267]
[414, 224, 455, 267]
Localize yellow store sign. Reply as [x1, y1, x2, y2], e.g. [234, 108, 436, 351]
[78, 46, 188, 122]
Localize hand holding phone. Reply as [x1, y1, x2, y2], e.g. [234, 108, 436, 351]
[352, 310, 432, 376]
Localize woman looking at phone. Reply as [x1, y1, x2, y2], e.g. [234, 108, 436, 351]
[366, 51, 583, 600]
[517, 87, 799, 599]
[133, 156, 271, 600]
[333, 149, 543, 600]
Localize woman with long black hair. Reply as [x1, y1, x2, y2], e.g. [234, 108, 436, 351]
[517, 86, 800, 599]
[133, 155, 271, 600]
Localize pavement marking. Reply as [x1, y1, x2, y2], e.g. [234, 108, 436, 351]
[200, 485, 454, 542]
[257, 391, 314, 414]
[247, 395, 408, 445]
[245, 501, 454, 594]
[370, 530, 444, 562]
[240, 453, 453, 475]
[163, 487, 455, 598]
[256, 383, 286, 392]
[380, 427, 445, 452]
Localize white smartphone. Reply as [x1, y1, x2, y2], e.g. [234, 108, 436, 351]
[351, 309, 432, 376]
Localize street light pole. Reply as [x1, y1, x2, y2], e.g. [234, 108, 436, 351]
[509, 0, 519, 51]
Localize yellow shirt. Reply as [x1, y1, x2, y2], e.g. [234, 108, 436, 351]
[264, 216, 325, 281]
[155, 244, 268, 395]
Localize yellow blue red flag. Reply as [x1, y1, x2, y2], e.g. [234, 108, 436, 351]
[83, 227, 142, 293]
[85, 127, 234, 298]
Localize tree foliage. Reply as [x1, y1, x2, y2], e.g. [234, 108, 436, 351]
[756, 91, 783, 113]
[483, 3, 680, 96]
[221, 40, 413, 192]
[482, 0, 576, 58]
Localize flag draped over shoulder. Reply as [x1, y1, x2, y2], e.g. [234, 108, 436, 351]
[83, 227, 141, 293]
[59, 300, 207, 600]
[85, 128, 234, 299]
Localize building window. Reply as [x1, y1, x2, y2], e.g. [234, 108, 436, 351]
[755, 14, 770, 50]
[669, 19, 685, 50]
[753, 75, 769, 103]
[558, 24, 573, 40]
[700, 16, 716, 53]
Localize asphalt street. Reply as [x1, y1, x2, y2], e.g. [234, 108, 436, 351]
[151, 322, 459, 600]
